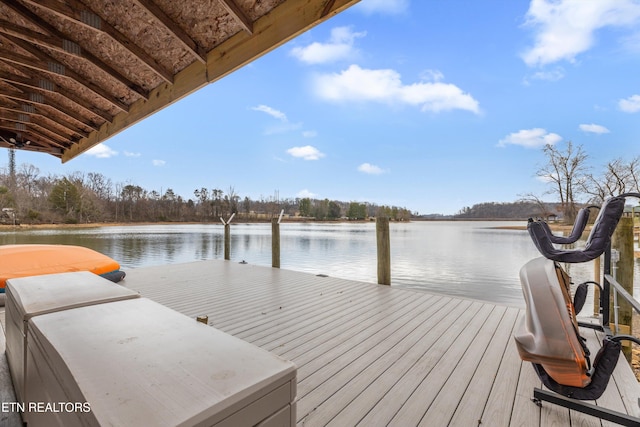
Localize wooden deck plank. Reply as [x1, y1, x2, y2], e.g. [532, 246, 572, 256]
[415, 305, 510, 426]
[257, 291, 420, 354]
[234, 282, 402, 344]
[289, 293, 441, 377]
[302, 297, 469, 426]
[510, 358, 543, 426]
[446, 306, 521, 426]
[387, 303, 496, 426]
[354, 302, 488, 426]
[295, 295, 459, 399]
[581, 325, 626, 427]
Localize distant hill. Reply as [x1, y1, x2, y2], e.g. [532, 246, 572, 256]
[453, 201, 560, 220]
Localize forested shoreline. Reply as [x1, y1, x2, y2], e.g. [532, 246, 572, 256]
[0, 163, 413, 225]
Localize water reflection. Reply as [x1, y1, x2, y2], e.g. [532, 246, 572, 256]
[1, 222, 638, 308]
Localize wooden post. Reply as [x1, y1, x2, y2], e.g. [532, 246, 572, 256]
[611, 217, 634, 360]
[224, 223, 230, 260]
[376, 216, 391, 285]
[272, 218, 280, 268]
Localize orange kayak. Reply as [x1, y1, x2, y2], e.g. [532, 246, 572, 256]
[0, 244, 124, 292]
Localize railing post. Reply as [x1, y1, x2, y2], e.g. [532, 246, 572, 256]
[611, 216, 634, 360]
[376, 216, 391, 285]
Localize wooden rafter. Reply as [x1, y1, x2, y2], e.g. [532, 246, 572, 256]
[0, 87, 98, 132]
[0, 121, 67, 149]
[133, 0, 207, 64]
[0, 108, 81, 140]
[0, 0, 148, 99]
[1, 66, 114, 122]
[218, 0, 253, 35]
[0, 103, 88, 140]
[19, 0, 174, 84]
[0, 34, 129, 112]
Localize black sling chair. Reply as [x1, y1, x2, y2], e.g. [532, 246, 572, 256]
[516, 193, 640, 425]
[527, 195, 626, 263]
[529, 204, 600, 245]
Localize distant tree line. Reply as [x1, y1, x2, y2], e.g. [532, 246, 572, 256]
[0, 161, 412, 225]
[455, 201, 562, 220]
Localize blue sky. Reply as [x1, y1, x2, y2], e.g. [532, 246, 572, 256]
[11, 0, 640, 215]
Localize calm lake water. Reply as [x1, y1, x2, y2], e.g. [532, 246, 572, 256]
[1, 221, 637, 308]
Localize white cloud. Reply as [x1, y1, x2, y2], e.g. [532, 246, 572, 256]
[358, 163, 386, 175]
[152, 159, 166, 166]
[579, 123, 610, 134]
[354, 0, 409, 15]
[419, 69, 445, 82]
[314, 65, 480, 114]
[521, 0, 640, 67]
[297, 189, 318, 198]
[287, 145, 325, 160]
[124, 151, 141, 157]
[290, 26, 366, 64]
[265, 122, 303, 135]
[618, 94, 640, 112]
[302, 130, 318, 138]
[252, 104, 287, 121]
[524, 67, 566, 84]
[85, 144, 117, 158]
[497, 128, 562, 148]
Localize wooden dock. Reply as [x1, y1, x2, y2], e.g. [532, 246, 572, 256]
[123, 260, 640, 426]
[2, 259, 639, 426]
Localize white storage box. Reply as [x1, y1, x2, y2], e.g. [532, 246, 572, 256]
[24, 297, 296, 426]
[5, 271, 140, 404]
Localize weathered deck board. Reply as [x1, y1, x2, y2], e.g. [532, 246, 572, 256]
[122, 259, 640, 427]
[1, 258, 638, 427]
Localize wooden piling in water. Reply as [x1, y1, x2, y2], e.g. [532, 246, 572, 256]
[272, 218, 280, 268]
[224, 223, 230, 260]
[376, 216, 390, 285]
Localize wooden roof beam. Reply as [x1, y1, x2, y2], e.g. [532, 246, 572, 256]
[0, 122, 66, 150]
[0, 67, 114, 122]
[0, 103, 88, 140]
[19, 0, 174, 84]
[0, 2, 148, 99]
[218, 0, 253, 35]
[0, 35, 129, 112]
[133, 0, 207, 64]
[0, 108, 80, 140]
[0, 87, 97, 132]
[0, 132, 62, 156]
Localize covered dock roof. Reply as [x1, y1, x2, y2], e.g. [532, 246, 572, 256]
[0, 0, 359, 162]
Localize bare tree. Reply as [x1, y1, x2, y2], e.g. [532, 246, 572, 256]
[537, 141, 589, 222]
[518, 192, 555, 219]
[581, 156, 640, 203]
